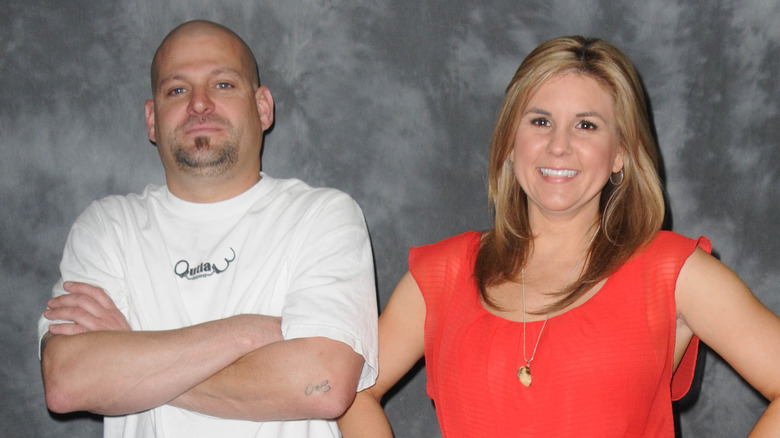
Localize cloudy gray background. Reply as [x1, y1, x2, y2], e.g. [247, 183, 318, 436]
[1, 0, 777, 436]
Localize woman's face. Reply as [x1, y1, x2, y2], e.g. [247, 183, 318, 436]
[511, 72, 624, 222]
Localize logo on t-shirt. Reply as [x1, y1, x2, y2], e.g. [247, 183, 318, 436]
[174, 248, 236, 280]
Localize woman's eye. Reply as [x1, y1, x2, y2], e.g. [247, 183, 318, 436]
[531, 117, 551, 127]
[577, 120, 598, 130]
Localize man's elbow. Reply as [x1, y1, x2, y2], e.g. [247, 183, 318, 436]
[313, 381, 359, 419]
[307, 346, 364, 419]
[41, 337, 85, 414]
[44, 375, 103, 415]
[42, 365, 76, 413]
[44, 382, 75, 414]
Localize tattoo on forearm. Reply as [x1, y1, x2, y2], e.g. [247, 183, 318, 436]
[305, 380, 331, 396]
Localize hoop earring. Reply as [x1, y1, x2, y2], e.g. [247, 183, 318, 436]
[610, 168, 624, 185]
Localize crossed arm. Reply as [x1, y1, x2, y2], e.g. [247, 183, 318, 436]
[41, 281, 363, 421]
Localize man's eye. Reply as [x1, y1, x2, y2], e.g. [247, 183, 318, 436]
[216, 82, 233, 89]
[531, 117, 551, 127]
[168, 87, 186, 96]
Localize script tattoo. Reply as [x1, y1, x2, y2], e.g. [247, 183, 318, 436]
[305, 380, 332, 396]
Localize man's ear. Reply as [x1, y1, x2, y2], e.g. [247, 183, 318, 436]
[144, 99, 157, 144]
[255, 86, 274, 131]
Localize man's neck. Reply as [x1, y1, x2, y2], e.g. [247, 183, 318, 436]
[167, 172, 262, 203]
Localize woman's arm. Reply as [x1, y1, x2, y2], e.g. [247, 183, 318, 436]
[338, 271, 427, 437]
[676, 248, 780, 436]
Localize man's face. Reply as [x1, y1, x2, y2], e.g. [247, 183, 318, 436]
[145, 30, 272, 191]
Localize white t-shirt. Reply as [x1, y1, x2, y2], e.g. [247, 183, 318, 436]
[38, 173, 378, 438]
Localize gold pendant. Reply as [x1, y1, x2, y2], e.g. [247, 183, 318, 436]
[517, 366, 532, 387]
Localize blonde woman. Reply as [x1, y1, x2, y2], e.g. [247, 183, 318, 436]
[338, 36, 780, 437]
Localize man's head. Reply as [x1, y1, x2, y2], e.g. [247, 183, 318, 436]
[150, 21, 260, 93]
[145, 20, 274, 202]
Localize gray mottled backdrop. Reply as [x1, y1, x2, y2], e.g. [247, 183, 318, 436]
[1, 1, 777, 437]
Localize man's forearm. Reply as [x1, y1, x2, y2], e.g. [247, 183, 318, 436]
[42, 314, 278, 415]
[171, 336, 364, 421]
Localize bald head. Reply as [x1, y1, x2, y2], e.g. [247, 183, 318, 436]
[150, 20, 259, 95]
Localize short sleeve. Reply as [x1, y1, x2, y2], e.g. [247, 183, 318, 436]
[409, 231, 481, 399]
[670, 235, 712, 400]
[37, 199, 129, 358]
[280, 190, 378, 391]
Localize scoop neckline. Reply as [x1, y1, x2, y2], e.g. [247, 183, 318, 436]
[477, 273, 615, 326]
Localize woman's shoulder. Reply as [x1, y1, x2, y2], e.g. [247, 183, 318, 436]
[409, 231, 481, 276]
[624, 231, 713, 278]
[644, 230, 712, 257]
[414, 230, 481, 250]
[410, 231, 481, 261]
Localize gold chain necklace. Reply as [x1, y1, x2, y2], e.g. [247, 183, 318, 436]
[517, 226, 599, 387]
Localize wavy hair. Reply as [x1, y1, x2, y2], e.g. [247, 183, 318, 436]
[474, 36, 665, 313]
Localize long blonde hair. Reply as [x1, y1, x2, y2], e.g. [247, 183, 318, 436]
[474, 36, 665, 313]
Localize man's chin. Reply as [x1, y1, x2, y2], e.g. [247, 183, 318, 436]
[175, 152, 237, 175]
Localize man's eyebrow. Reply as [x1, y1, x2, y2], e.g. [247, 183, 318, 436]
[208, 68, 244, 78]
[157, 68, 245, 88]
[157, 74, 184, 88]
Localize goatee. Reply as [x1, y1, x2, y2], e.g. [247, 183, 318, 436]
[174, 136, 238, 177]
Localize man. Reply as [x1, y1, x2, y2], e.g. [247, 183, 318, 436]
[38, 20, 378, 437]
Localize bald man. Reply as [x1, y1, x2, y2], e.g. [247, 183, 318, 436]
[39, 20, 378, 438]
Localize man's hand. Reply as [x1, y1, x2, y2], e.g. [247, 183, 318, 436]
[44, 281, 130, 335]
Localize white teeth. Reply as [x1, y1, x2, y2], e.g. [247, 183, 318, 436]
[540, 168, 577, 177]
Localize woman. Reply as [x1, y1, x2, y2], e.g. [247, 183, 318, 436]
[339, 36, 780, 436]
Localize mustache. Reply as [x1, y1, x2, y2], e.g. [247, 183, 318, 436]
[178, 114, 230, 131]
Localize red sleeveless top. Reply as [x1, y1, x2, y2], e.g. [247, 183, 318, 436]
[410, 231, 710, 437]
